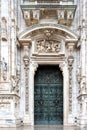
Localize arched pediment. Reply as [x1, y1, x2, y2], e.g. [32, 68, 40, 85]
[18, 24, 78, 45]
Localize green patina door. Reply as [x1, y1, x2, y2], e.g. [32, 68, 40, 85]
[34, 65, 63, 125]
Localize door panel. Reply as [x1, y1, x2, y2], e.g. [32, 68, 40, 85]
[34, 65, 63, 125]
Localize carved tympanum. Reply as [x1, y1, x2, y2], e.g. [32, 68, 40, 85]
[36, 40, 61, 53]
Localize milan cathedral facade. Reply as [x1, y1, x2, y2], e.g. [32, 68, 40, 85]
[0, 0, 87, 127]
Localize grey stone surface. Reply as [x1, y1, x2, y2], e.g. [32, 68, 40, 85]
[0, 126, 85, 130]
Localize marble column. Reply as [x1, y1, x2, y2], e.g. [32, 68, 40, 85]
[29, 62, 38, 125]
[59, 62, 69, 125]
[23, 44, 30, 125]
[67, 43, 75, 115]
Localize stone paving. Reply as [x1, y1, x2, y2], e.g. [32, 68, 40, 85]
[0, 126, 87, 130]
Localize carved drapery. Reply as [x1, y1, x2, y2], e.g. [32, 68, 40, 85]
[23, 45, 29, 114]
[36, 40, 61, 53]
[67, 43, 75, 114]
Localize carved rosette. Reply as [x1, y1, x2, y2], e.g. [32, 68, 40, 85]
[67, 43, 75, 114]
[23, 45, 29, 114]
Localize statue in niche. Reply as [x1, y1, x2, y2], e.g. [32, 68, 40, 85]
[11, 75, 20, 93]
[2, 57, 7, 72]
[1, 57, 7, 80]
[11, 65, 20, 93]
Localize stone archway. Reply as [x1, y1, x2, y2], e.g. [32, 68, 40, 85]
[18, 24, 78, 126]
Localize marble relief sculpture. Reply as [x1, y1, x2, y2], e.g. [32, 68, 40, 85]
[36, 40, 61, 53]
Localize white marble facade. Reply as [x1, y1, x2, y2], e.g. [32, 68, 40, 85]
[0, 0, 87, 128]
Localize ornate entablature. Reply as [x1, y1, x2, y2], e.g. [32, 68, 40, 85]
[18, 23, 78, 61]
[21, 1, 77, 26]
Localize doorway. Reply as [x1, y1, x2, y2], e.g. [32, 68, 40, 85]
[34, 65, 63, 125]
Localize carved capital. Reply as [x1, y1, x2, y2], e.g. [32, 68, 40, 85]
[59, 62, 65, 75]
[30, 62, 38, 75]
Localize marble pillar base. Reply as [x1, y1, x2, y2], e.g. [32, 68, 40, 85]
[77, 116, 87, 127]
[23, 115, 31, 125]
[68, 115, 74, 125]
[0, 116, 21, 127]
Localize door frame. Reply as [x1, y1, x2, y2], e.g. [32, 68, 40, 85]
[34, 65, 63, 125]
[29, 58, 69, 126]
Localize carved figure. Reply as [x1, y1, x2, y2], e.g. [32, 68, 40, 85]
[11, 74, 20, 93]
[36, 40, 61, 53]
[2, 58, 7, 71]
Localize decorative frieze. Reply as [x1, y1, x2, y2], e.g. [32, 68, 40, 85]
[36, 40, 61, 53]
[0, 94, 19, 100]
[21, 4, 76, 26]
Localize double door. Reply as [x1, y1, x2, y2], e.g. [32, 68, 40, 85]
[34, 65, 63, 125]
